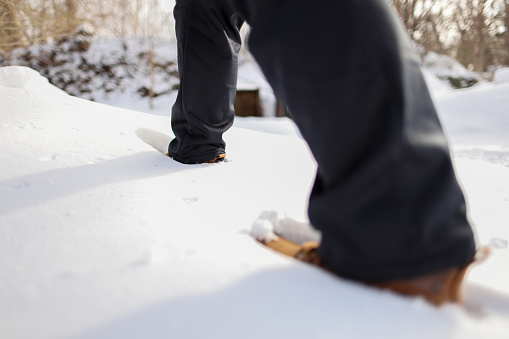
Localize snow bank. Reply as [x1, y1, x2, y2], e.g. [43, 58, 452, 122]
[0, 66, 68, 97]
[423, 52, 482, 82]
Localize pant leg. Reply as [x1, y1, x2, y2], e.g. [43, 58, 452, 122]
[232, 0, 476, 282]
[169, 0, 244, 164]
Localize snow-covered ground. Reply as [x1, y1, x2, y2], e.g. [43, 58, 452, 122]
[0, 62, 508, 339]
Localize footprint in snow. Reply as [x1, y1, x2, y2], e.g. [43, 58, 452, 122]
[489, 237, 508, 250]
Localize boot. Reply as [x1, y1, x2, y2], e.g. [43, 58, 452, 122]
[260, 237, 489, 306]
[165, 153, 225, 164]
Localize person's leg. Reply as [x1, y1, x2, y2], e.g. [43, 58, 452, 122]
[234, 0, 476, 282]
[169, 0, 244, 164]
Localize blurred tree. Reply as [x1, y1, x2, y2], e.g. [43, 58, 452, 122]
[1, 0, 175, 52]
[498, 0, 509, 64]
[452, 0, 503, 71]
[390, 0, 509, 71]
[64, 0, 79, 33]
[390, 0, 448, 54]
[0, 0, 24, 51]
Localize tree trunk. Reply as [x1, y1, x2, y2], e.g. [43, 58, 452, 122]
[0, 0, 23, 51]
[65, 0, 78, 33]
[504, 0, 509, 64]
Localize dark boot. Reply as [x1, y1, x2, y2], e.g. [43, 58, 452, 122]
[260, 237, 489, 306]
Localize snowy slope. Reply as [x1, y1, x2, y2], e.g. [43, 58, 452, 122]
[0, 66, 509, 339]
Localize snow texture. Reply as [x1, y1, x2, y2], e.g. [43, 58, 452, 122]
[1, 58, 509, 339]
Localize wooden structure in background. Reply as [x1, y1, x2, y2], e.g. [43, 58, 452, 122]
[234, 89, 262, 117]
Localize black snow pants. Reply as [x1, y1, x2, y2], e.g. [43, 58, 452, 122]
[169, 0, 476, 282]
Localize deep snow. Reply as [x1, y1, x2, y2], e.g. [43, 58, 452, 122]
[0, 64, 508, 339]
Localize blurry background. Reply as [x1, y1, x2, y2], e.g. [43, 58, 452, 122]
[0, 0, 176, 46]
[391, 0, 509, 71]
[1, 0, 508, 113]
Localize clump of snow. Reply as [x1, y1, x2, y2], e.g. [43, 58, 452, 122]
[250, 218, 279, 242]
[493, 68, 509, 84]
[256, 210, 279, 226]
[250, 210, 321, 244]
[275, 214, 321, 245]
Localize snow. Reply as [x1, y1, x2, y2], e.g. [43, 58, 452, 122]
[422, 52, 483, 84]
[493, 68, 509, 84]
[250, 218, 279, 242]
[0, 66, 67, 97]
[1, 61, 509, 339]
[251, 210, 321, 245]
[435, 83, 509, 168]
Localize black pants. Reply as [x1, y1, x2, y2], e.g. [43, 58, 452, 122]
[169, 0, 476, 282]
